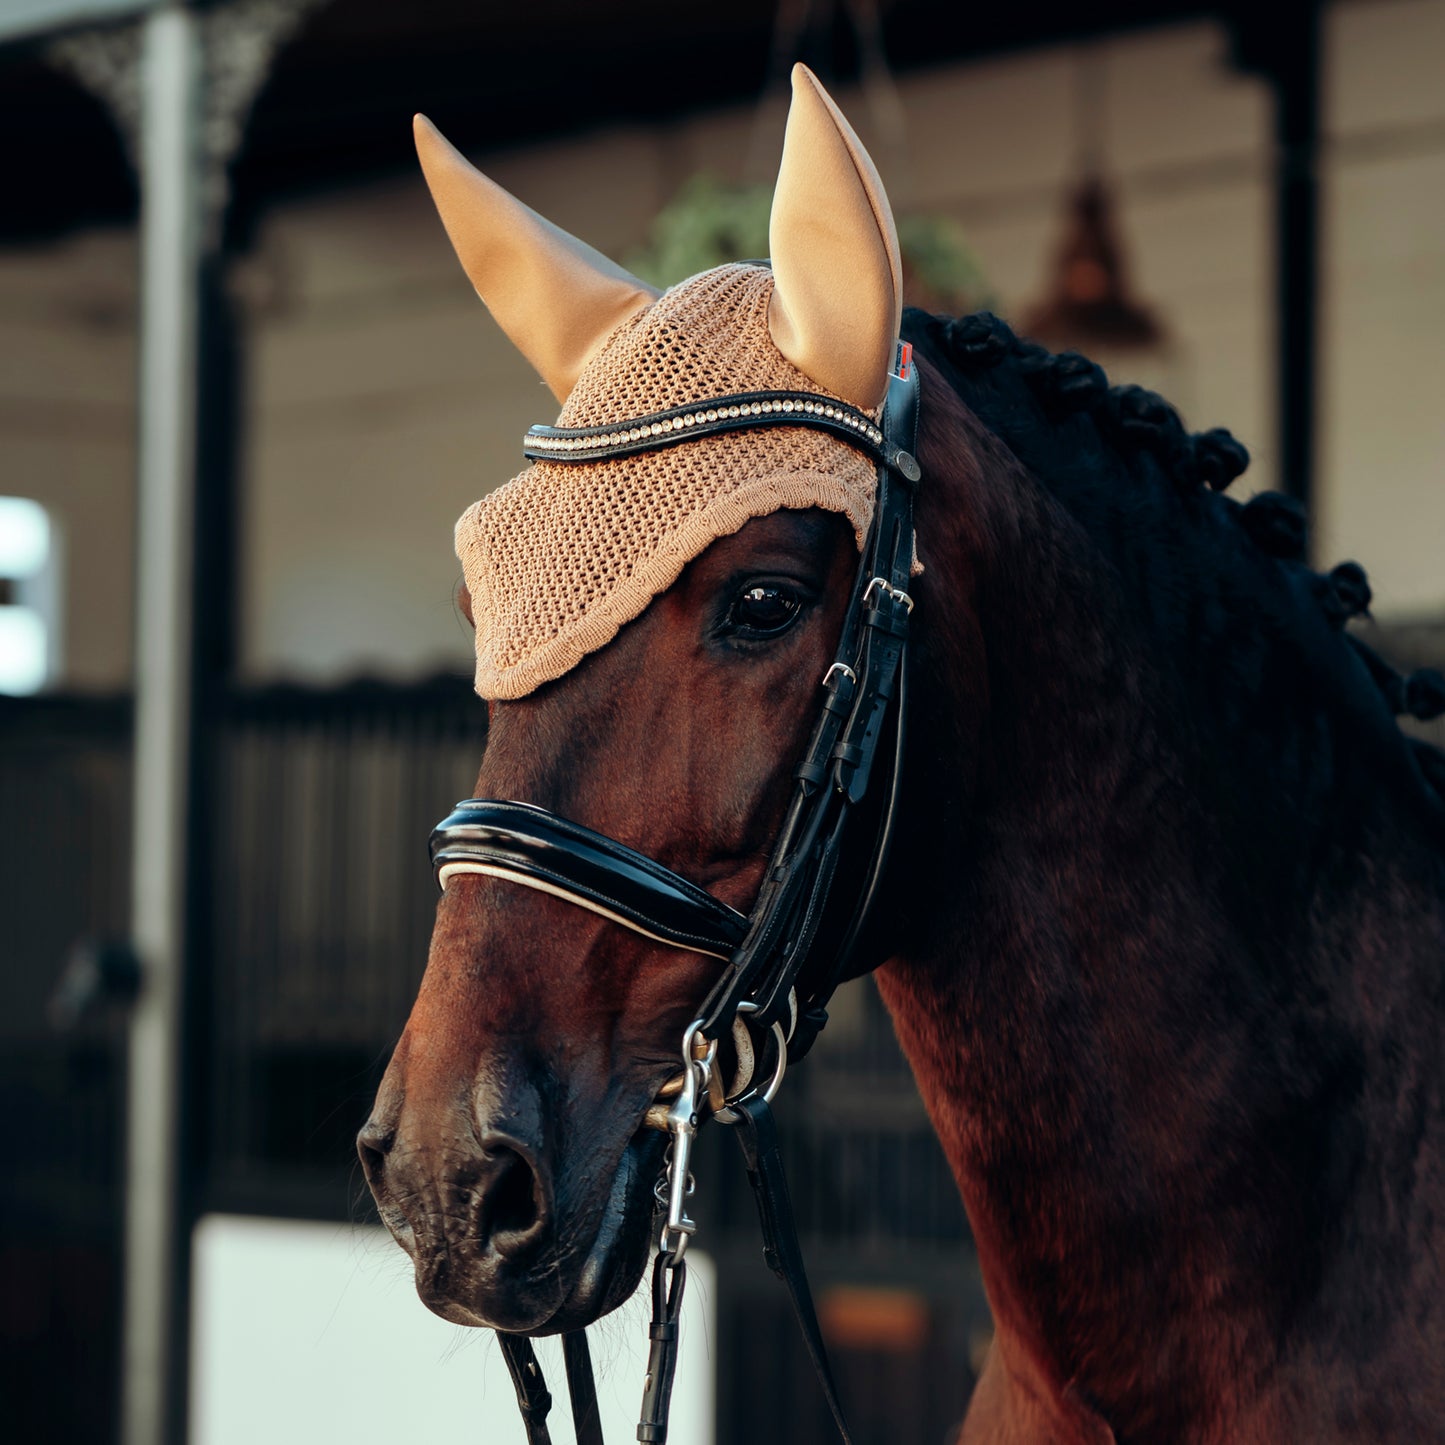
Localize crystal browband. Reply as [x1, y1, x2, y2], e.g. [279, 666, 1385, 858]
[524, 389, 887, 467]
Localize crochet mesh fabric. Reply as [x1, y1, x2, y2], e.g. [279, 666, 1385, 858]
[455, 263, 880, 699]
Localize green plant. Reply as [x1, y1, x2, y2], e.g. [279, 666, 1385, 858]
[628, 174, 993, 315]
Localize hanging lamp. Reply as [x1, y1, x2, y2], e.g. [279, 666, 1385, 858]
[1022, 45, 1174, 384]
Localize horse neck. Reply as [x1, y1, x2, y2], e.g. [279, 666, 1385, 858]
[872, 401, 1445, 1436]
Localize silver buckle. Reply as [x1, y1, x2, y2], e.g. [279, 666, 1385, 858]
[863, 575, 914, 613]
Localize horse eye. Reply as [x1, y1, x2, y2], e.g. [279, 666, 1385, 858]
[730, 583, 802, 637]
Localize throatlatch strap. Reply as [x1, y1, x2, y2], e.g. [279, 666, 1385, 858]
[498, 1333, 554, 1445]
[733, 1095, 854, 1445]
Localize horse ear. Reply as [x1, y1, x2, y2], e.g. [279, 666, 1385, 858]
[413, 115, 660, 403]
[768, 65, 903, 411]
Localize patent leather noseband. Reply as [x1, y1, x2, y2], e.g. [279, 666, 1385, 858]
[432, 799, 749, 959]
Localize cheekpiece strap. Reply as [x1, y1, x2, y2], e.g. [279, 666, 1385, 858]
[524, 389, 889, 468]
[692, 343, 921, 1041]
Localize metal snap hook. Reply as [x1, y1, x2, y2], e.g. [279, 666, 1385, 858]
[655, 1018, 716, 1260]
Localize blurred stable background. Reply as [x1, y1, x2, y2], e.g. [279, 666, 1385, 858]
[2, 2, 1443, 1444]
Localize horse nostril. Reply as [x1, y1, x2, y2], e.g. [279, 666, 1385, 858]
[356, 1121, 393, 1189]
[478, 1141, 548, 1257]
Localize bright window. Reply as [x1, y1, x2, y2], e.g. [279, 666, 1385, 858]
[0, 497, 55, 696]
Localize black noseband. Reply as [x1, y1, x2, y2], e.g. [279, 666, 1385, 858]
[430, 799, 748, 959]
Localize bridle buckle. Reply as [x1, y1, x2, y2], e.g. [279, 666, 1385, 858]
[863, 575, 914, 613]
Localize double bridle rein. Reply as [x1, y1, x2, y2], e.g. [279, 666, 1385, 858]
[428, 345, 922, 1445]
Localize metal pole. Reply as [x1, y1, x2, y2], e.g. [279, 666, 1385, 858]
[1274, 0, 1321, 520]
[123, 6, 202, 1444]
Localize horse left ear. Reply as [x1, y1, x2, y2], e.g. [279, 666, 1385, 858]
[768, 65, 904, 411]
[413, 114, 660, 403]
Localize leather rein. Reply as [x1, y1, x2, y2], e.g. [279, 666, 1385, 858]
[428, 345, 922, 1445]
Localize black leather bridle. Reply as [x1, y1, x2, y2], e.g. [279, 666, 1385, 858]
[428, 345, 922, 1445]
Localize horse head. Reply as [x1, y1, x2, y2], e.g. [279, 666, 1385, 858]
[359, 66, 918, 1337]
[359, 60, 1445, 1442]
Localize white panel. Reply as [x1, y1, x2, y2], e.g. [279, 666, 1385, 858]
[190, 1214, 716, 1445]
[0, 497, 50, 577]
[0, 607, 48, 694]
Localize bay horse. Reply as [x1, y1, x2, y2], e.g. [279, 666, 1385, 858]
[359, 66, 1445, 1443]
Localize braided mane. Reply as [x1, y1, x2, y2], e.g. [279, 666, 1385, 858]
[903, 307, 1445, 818]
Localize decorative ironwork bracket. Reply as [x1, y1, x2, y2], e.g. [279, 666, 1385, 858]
[47, 0, 327, 245]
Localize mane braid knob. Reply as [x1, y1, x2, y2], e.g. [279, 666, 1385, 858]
[1104, 384, 1192, 483]
[1044, 350, 1110, 412]
[945, 311, 1015, 367]
[1314, 561, 1372, 627]
[1113, 385, 1185, 443]
[1240, 492, 1308, 559]
[1404, 668, 1445, 721]
[1192, 428, 1250, 491]
[1011, 338, 1053, 378]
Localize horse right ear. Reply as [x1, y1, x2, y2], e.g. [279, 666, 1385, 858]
[413, 115, 660, 404]
[767, 65, 903, 411]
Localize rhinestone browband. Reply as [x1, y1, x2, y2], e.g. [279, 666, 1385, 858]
[523, 389, 886, 467]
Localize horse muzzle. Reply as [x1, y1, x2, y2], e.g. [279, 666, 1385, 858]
[356, 1110, 564, 1328]
[358, 1075, 665, 1333]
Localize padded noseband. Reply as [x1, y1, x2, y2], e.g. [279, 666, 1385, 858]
[431, 799, 748, 959]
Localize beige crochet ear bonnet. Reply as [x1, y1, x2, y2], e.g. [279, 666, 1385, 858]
[416, 66, 904, 700]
